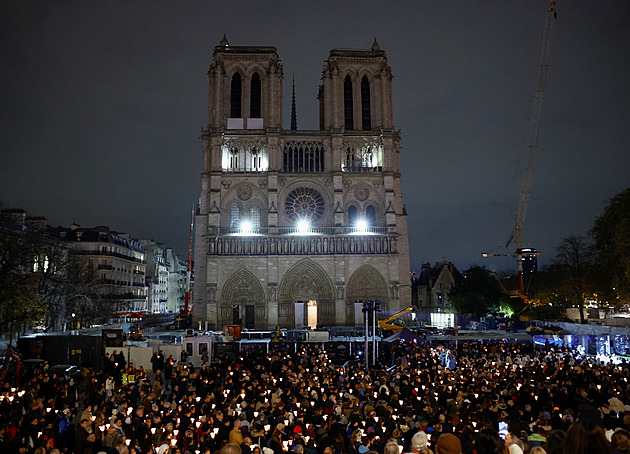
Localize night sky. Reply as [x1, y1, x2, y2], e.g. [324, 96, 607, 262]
[2, 1, 629, 275]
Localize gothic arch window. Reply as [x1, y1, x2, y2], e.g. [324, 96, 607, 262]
[230, 73, 242, 118]
[344, 76, 353, 130]
[361, 76, 371, 130]
[229, 147, 239, 170]
[249, 204, 261, 228]
[282, 142, 324, 173]
[250, 146, 261, 171]
[345, 147, 356, 169]
[250, 72, 261, 118]
[348, 205, 358, 227]
[229, 204, 240, 228]
[366, 205, 376, 226]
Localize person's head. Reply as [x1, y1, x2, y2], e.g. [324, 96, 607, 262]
[563, 421, 610, 454]
[544, 430, 565, 454]
[474, 428, 506, 454]
[294, 444, 304, 454]
[384, 442, 400, 454]
[221, 443, 242, 454]
[411, 431, 428, 451]
[436, 433, 462, 454]
[529, 447, 546, 454]
[611, 429, 630, 453]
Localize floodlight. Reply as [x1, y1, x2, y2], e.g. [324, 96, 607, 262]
[355, 219, 368, 233]
[240, 220, 252, 234]
[297, 219, 310, 234]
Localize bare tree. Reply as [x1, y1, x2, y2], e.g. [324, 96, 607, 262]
[554, 234, 595, 323]
[0, 211, 46, 343]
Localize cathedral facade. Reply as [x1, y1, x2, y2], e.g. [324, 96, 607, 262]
[193, 38, 411, 330]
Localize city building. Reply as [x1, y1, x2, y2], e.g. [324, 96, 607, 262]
[141, 240, 169, 313]
[413, 262, 462, 326]
[52, 225, 148, 314]
[166, 248, 189, 314]
[193, 38, 411, 330]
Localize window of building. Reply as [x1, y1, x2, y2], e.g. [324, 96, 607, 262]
[345, 148, 353, 168]
[348, 205, 358, 227]
[282, 144, 324, 172]
[230, 73, 242, 118]
[361, 76, 371, 130]
[229, 204, 240, 228]
[250, 72, 261, 118]
[230, 147, 239, 170]
[249, 204, 261, 228]
[366, 205, 376, 226]
[344, 76, 353, 130]
[251, 147, 261, 171]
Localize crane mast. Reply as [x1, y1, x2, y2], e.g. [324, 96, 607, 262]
[486, 1, 556, 298]
[513, 0, 557, 252]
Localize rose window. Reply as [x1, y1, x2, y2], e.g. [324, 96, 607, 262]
[284, 187, 325, 223]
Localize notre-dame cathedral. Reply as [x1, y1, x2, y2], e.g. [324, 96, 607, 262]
[193, 37, 411, 330]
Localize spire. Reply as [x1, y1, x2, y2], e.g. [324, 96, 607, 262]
[371, 38, 380, 52]
[290, 75, 298, 131]
[220, 34, 229, 47]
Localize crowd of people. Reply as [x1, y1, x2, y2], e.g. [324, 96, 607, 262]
[2, 338, 630, 454]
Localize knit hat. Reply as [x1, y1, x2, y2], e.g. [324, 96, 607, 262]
[436, 433, 461, 454]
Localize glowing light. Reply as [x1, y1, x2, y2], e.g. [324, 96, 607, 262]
[297, 219, 310, 234]
[355, 219, 368, 233]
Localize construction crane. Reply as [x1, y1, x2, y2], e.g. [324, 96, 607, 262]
[183, 204, 194, 314]
[378, 306, 414, 334]
[484, 1, 557, 306]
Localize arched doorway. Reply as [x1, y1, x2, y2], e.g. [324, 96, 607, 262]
[345, 265, 388, 325]
[219, 268, 266, 329]
[278, 259, 335, 328]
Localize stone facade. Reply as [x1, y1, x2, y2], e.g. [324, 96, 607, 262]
[413, 262, 463, 318]
[193, 38, 410, 330]
[51, 225, 148, 313]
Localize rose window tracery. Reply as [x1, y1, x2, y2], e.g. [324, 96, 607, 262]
[284, 187, 325, 223]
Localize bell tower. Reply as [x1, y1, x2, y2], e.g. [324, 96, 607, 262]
[207, 36, 283, 131]
[318, 39, 393, 131]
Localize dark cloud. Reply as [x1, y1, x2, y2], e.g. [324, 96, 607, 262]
[2, 0, 629, 274]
